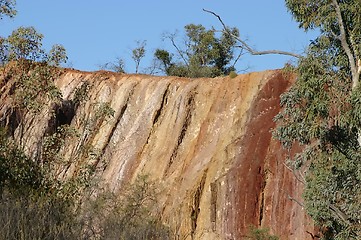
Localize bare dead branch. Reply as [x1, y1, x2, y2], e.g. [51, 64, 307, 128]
[283, 162, 306, 185]
[306, 231, 321, 239]
[231, 48, 244, 70]
[203, 9, 303, 59]
[281, 189, 304, 208]
[165, 32, 189, 67]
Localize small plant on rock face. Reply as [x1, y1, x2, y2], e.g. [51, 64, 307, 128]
[42, 125, 79, 165]
[73, 81, 91, 106]
[245, 225, 279, 240]
[229, 70, 238, 79]
[94, 102, 115, 120]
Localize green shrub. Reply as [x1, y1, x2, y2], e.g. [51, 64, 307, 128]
[229, 71, 238, 79]
[0, 191, 81, 240]
[81, 175, 171, 239]
[246, 225, 279, 240]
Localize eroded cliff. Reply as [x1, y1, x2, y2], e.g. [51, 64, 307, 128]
[0, 69, 317, 239]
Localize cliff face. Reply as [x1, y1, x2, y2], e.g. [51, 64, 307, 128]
[0, 69, 316, 239]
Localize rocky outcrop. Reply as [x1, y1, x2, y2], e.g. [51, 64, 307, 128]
[0, 69, 317, 239]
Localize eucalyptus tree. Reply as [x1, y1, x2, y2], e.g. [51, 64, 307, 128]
[274, 1, 361, 238]
[0, 0, 16, 19]
[1, 26, 67, 148]
[132, 40, 146, 74]
[155, 23, 242, 77]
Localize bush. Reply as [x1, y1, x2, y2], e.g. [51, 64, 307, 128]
[229, 71, 238, 78]
[0, 124, 171, 239]
[81, 175, 171, 239]
[246, 225, 279, 240]
[0, 127, 81, 239]
[0, 191, 81, 240]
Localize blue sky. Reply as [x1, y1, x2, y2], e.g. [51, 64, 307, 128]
[1, 1, 318, 74]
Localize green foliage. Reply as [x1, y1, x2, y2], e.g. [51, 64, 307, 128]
[94, 102, 115, 120]
[286, 0, 361, 53]
[0, 26, 67, 122]
[229, 70, 238, 78]
[0, 24, 67, 119]
[275, 1, 361, 238]
[9, 61, 62, 113]
[0, 126, 86, 240]
[0, 0, 16, 19]
[1, 26, 68, 66]
[73, 81, 91, 105]
[132, 40, 146, 74]
[1, 125, 171, 239]
[79, 102, 115, 145]
[42, 125, 79, 165]
[245, 225, 279, 240]
[0, 128, 46, 194]
[47, 44, 68, 67]
[154, 49, 173, 75]
[7, 26, 45, 61]
[155, 23, 240, 78]
[81, 174, 171, 239]
[0, 191, 82, 240]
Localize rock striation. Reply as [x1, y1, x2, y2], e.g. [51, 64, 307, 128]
[0, 69, 317, 239]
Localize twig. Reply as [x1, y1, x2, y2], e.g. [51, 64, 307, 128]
[284, 190, 305, 208]
[283, 162, 306, 185]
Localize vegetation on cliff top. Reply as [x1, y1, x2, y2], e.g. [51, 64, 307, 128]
[101, 23, 243, 78]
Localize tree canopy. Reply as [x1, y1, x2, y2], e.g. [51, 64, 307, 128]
[154, 23, 241, 78]
[0, 0, 16, 19]
[275, 1, 361, 238]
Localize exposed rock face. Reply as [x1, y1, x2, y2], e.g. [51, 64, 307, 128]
[0, 69, 317, 239]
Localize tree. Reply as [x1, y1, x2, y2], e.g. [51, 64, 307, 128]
[0, 4, 88, 239]
[132, 40, 146, 74]
[274, 1, 361, 238]
[153, 49, 173, 75]
[0, 0, 16, 19]
[48, 44, 68, 67]
[0, 25, 67, 150]
[1, 26, 67, 67]
[1, 26, 65, 112]
[7, 26, 45, 62]
[99, 57, 126, 73]
[154, 23, 242, 78]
